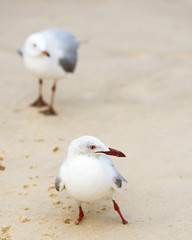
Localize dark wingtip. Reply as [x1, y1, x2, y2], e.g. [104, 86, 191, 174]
[17, 48, 23, 57]
[55, 177, 61, 191]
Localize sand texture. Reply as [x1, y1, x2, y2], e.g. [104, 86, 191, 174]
[0, 0, 192, 239]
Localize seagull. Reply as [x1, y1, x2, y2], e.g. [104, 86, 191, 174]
[18, 28, 79, 115]
[55, 136, 128, 225]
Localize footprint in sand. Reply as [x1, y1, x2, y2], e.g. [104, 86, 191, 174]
[0, 225, 11, 240]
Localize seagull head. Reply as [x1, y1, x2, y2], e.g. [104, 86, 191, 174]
[68, 136, 126, 159]
[24, 33, 50, 57]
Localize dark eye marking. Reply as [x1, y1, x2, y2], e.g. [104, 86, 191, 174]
[89, 145, 96, 150]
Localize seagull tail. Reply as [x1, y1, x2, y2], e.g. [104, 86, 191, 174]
[17, 47, 23, 57]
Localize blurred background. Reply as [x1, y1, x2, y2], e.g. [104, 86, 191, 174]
[0, 0, 192, 239]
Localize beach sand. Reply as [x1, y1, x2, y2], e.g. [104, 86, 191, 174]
[0, 0, 192, 239]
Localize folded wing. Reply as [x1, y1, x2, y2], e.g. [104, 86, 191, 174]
[55, 158, 67, 192]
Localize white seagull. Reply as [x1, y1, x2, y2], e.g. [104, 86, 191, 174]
[18, 28, 79, 115]
[55, 136, 128, 225]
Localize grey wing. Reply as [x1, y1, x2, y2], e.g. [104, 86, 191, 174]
[58, 33, 79, 72]
[55, 158, 67, 192]
[113, 166, 127, 189]
[50, 29, 79, 73]
[100, 154, 127, 190]
[41, 28, 79, 73]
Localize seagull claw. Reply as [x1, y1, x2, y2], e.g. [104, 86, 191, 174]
[40, 106, 57, 116]
[30, 96, 48, 107]
[122, 219, 128, 225]
[75, 219, 81, 225]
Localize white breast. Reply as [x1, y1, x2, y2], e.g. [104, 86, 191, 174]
[23, 54, 66, 80]
[64, 156, 114, 202]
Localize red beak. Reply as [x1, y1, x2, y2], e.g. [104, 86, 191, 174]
[42, 50, 50, 57]
[96, 148, 126, 157]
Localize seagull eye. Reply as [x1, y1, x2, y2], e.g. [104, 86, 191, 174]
[89, 145, 96, 150]
[33, 43, 37, 47]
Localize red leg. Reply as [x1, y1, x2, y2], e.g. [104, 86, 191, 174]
[75, 206, 84, 225]
[112, 200, 128, 224]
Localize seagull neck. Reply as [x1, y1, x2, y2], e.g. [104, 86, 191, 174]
[67, 152, 92, 162]
[67, 152, 81, 161]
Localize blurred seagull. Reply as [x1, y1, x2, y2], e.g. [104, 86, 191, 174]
[55, 136, 128, 225]
[18, 28, 79, 115]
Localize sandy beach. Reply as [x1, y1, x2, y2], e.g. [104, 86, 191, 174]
[0, 0, 192, 239]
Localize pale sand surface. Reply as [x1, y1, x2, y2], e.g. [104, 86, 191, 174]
[0, 0, 192, 239]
